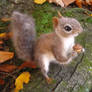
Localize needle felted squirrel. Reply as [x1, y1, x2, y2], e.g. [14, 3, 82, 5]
[11, 11, 84, 83]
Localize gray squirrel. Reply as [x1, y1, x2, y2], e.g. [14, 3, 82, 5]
[10, 11, 84, 83]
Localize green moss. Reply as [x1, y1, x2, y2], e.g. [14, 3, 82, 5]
[32, 3, 56, 36]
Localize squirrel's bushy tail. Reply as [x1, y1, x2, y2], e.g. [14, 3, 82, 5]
[10, 11, 36, 61]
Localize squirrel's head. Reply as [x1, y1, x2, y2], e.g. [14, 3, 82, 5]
[53, 12, 83, 38]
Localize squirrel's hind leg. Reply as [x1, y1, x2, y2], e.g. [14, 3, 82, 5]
[39, 55, 52, 84]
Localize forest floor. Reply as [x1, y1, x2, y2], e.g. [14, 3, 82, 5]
[0, 0, 92, 92]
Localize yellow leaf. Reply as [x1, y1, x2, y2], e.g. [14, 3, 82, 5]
[34, 0, 46, 4]
[14, 72, 31, 92]
[0, 32, 12, 39]
[0, 51, 14, 63]
[90, 14, 92, 16]
[0, 33, 7, 38]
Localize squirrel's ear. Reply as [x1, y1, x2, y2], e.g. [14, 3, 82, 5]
[53, 17, 59, 27]
[57, 11, 63, 18]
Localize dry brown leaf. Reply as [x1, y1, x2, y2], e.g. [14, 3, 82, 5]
[48, 0, 65, 7]
[75, 0, 92, 8]
[0, 51, 14, 63]
[18, 61, 37, 70]
[63, 0, 75, 7]
[1, 18, 11, 22]
[48, 0, 75, 7]
[0, 64, 17, 72]
[75, 0, 82, 8]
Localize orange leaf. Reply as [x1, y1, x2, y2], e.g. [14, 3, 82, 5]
[0, 64, 17, 72]
[18, 61, 37, 70]
[0, 51, 14, 63]
[1, 18, 11, 22]
[75, 0, 83, 8]
[0, 78, 5, 85]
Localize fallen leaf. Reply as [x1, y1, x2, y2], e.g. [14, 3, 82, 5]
[90, 14, 92, 16]
[63, 0, 75, 7]
[34, 0, 46, 4]
[48, 0, 75, 7]
[75, 0, 82, 8]
[0, 64, 17, 72]
[1, 18, 11, 22]
[75, 0, 92, 8]
[0, 51, 14, 64]
[84, 0, 92, 5]
[14, 72, 30, 92]
[0, 33, 7, 39]
[0, 32, 12, 40]
[0, 78, 5, 85]
[48, 0, 65, 7]
[18, 61, 37, 70]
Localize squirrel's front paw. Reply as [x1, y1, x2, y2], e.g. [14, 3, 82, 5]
[72, 51, 78, 58]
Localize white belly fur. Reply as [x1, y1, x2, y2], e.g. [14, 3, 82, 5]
[63, 36, 75, 53]
[41, 36, 75, 69]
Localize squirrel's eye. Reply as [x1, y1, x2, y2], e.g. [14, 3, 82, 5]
[64, 25, 72, 32]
